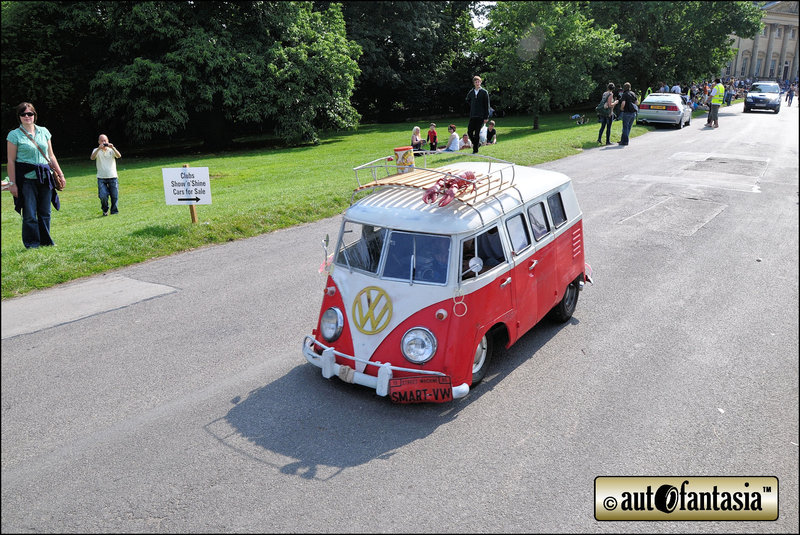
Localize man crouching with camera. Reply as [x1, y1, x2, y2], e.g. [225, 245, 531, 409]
[90, 134, 122, 216]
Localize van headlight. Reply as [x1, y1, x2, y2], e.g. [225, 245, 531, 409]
[320, 307, 344, 341]
[401, 327, 437, 364]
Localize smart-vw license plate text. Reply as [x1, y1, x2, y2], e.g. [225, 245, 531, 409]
[389, 375, 453, 403]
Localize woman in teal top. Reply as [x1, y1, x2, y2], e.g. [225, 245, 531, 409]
[6, 102, 65, 248]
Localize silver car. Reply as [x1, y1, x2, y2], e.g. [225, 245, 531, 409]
[636, 92, 693, 129]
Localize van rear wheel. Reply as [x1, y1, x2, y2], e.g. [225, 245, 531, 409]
[549, 279, 579, 323]
[471, 333, 494, 385]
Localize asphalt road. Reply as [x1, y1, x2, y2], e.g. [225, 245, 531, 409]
[2, 101, 798, 533]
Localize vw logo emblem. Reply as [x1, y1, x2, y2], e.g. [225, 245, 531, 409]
[352, 286, 392, 335]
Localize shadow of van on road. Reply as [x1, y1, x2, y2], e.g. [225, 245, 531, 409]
[210, 316, 577, 481]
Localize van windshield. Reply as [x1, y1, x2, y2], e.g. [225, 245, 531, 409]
[335, 221, 450, 284]
[336, 221, 386, 273]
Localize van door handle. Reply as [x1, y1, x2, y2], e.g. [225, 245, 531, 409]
[500, 277, 512, 287]
[528, 259, 538, 271]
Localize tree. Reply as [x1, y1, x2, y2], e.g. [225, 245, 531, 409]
[1, 1, 362, 151]
[479, 1, 628, 128]
[322, 1, 482, 120]
[1, 1, 109, 152]
[586, 1, 763, 93]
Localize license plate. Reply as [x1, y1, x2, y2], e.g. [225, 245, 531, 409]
[650, 105, 666, 110]
[389, 375, 452, 403]
[754, 103, 765, 107]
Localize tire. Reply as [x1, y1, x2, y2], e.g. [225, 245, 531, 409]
[676, 118, 683, 129]
[774, 106, 780, 114]
[686, 114, 691, 126]
[471, 333, 494, 385]
[743, 106, 750, 113]
[549, 278, 580, 323]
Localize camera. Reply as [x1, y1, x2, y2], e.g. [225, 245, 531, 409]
[103, 143, 109, 147]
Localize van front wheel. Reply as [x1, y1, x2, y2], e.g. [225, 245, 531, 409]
[471, 333, 494, 385]
[549, 279, 579, 323]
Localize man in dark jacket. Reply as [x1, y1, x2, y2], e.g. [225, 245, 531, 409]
[465, 75, 490, 154]
[618, 82, 638, 146]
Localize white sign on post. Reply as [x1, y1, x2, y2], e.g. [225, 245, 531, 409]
[162, 167, 212, 205]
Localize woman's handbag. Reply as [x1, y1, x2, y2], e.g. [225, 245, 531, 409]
[595, 92, 613, 118]
[20, 127, 65, 190]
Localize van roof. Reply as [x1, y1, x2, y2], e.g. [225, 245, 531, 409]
[347, 159, 572, 234]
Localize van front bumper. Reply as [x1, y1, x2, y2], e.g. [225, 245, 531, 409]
[302, 336, 469, 400]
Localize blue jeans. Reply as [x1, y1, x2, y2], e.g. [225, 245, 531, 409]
[98, 177, 119, 214]
[619, 112, 636, 145]
[597, 115, 613, 142]
[20, 177, 54, 248]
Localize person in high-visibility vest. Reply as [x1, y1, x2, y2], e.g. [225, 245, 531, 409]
[706, 78, 725, 128]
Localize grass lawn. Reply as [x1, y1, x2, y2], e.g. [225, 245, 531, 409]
[1, 109, 687, 299]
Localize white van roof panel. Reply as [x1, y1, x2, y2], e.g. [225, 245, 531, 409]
[347, 161, 573, 234]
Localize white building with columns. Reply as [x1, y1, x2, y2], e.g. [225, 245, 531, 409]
[724, 1, 799, 82]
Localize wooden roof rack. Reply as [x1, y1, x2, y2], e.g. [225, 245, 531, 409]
[352, 153, 518, 207]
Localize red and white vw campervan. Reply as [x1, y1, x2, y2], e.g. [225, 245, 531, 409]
[302, 151, 591, 403]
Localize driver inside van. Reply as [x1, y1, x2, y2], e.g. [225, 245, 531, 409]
[417, 236, 450, 283]
[477, 226, 505, 269]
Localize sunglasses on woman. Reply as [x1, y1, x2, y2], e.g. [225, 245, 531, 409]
[19, 112, 35, 117]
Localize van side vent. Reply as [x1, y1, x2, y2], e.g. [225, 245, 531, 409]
[572, 227, 582, 258]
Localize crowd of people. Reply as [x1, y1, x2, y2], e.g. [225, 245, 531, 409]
[413, 120, 497, 154]
[650, 76, 798, 109]
[592, 73, 798, 146]
[408, 75, 499, 155]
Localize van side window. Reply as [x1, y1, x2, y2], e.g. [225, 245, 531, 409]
[547, 192, 567, 228]
[461, 237, 478, 280]
[527, 202, 551, 241]
[505, 213, 531, 254]
[477, 226, 506, 269]
[460, 226, 507, 281]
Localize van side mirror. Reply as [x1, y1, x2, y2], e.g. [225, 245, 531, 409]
[468, 257, 483, 274]
[322, 233, 330, 261]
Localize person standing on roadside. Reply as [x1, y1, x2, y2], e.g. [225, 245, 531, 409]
[614, 83, 625, 117]
[706, 78, 725, 128]
[724, 78, 735, 106]
[597, 82, 618, 146]
[465, 75, 490, 154]
[90, 134, 122, 215]
[5, 102, 65, 248]
[618, 82, 638, 146]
